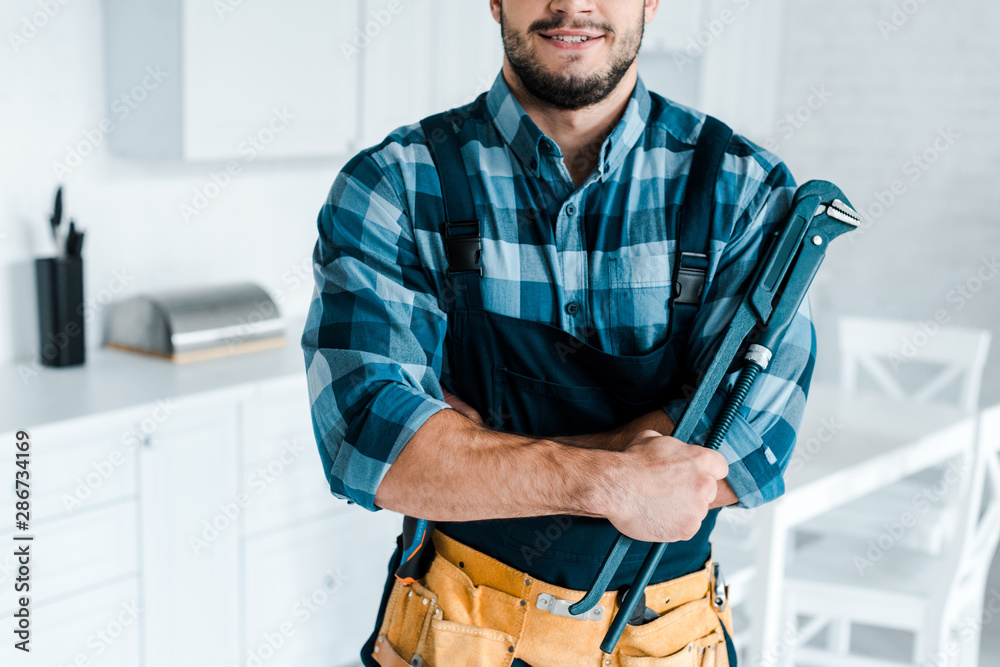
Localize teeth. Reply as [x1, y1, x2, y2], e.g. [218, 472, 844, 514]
[549, 34, 593, 43]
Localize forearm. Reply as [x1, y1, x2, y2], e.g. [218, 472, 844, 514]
[534, 409, 737, 509]
[374, 408, 614, 522]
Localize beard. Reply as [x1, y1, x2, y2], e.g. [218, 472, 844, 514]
[500, 10, 644, 111]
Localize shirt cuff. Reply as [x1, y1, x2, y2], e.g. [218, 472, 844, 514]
[333, 384, 451, 512]
[662, 393, 781, 510]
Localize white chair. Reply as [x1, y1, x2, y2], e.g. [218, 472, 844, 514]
[837, 316, 991, 413]
[780, 403, 1000, 667]
[796, 317, 991, 555]
[713, 317, 991, 663]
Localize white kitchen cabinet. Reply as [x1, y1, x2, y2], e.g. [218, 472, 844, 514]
[243, 507, 403, 667]
[360, 0, 503, 149]
[139, 394, 241, 667]
[242, 377, 339, 537]
[1, 578, 141, 667]
[0, 502, 137, 607]
[8, 409, 142, 523]
[1, 322, 408, 667]
[103, 0, 359, 160]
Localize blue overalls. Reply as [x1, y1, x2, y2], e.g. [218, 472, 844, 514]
[361, 94, 738, 666]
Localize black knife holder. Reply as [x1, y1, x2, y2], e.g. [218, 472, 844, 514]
[35, 256, 86, 367]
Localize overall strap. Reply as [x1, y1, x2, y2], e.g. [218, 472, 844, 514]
[393, 98, 488, 585]
[669, 115, 734, 344]
[418, 96, 487, 312]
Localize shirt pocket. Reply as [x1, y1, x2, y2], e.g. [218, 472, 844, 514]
[608, 253, 674, 356]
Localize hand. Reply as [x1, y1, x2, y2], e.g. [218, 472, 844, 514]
[602, 429, 730, 543]
[441, 388, 485, 426]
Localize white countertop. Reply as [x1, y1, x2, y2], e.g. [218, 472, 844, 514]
[2, 315, 310, 434]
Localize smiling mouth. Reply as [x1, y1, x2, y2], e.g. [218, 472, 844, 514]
[541, 34, 601, 43]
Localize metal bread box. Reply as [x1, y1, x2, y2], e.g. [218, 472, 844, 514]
[104, 282, 285, 363]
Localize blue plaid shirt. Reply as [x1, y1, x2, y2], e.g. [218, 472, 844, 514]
[302, 71, 816, 513]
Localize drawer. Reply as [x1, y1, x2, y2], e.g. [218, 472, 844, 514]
[1, 577, 140, 666]
[0, 501, 137, 606]
[243, 507, 403, 667]
[5, 408, 153, 522]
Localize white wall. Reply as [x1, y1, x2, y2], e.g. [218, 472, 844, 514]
[766, 0, 1000, 405]
[0, 0, 350, 366]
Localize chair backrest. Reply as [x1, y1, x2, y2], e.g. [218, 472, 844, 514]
[930, 404, 1000, 621]
[838, 316, 992, 413]
[958, 403, 1000, 568]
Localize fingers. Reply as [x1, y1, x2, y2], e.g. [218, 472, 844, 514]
[699, 448, 730, 480]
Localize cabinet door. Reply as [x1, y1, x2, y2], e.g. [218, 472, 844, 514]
[242, 378, 337, 537]
[243, 507, 403, 667]
[0, 502, 137, 607]
[1, 578, 140, 667]
[139, 396, 240, 667]
[181, 0, 359, 160]
[4, 410, 143, 522]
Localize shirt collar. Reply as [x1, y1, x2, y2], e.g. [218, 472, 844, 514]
[485, 70, 652, 182]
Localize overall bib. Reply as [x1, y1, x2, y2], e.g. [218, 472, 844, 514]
[362, 96, 738, 666]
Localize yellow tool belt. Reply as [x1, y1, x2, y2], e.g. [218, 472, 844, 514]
[373, 530, 733, 667]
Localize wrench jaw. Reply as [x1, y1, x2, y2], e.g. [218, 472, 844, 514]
[827, 199, 862, 227]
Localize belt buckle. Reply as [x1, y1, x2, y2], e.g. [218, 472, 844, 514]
[711, 562, 728, 613]
[536, 593, 606, 621]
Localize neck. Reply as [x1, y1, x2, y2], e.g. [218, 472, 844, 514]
[502, 61, 638, 187]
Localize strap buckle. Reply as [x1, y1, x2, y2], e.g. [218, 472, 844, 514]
[536, 593, 605, 621]
[444, 220, 483, 275]
[673, 251, 708, 306]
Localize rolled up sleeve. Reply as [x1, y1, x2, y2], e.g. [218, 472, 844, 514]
[663, 153, 817, 509]
[301, 151, 450, 512]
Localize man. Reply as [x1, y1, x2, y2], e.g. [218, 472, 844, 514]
[301, 1, 815, 665]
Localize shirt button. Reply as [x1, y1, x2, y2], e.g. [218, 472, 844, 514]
[565, 301, 580, 316]
[530, 158, 538, 170]
[565, 203, 576, 216]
